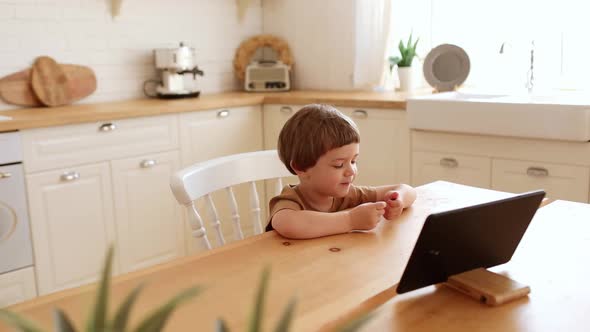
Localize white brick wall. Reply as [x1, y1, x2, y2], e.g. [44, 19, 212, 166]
[0, 0, 262, 110]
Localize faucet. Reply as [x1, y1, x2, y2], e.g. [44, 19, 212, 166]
[499, 40, 535, 93]
[525, 40, 535, 93]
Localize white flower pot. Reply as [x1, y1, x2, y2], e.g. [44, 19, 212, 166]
[397, 66, 414, 92]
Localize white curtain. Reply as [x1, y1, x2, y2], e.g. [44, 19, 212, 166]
[353, 0, 392, 90]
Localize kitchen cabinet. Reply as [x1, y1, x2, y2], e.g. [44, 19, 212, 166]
[22, 114, 180, 295]
[111, 151, 185, 273]
[340, 107, 410, 186]
[412, 151, 491, 188]
[412, 130, 590, 203]
[26, 162, 118, 295]
[492, 158, 590, 203]
[22, 115, 179, 173]
[0, 267, 37, 308]
[179, 106, 265, 253]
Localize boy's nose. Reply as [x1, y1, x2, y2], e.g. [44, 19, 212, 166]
[344, 164, 356, 176]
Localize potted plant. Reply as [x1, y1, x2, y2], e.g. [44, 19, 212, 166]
[388, 34, 419, 92]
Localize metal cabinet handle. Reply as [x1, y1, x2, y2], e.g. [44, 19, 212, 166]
[527, 166, 549, 177]
[0, 172, 12, 179]
[140, 159, 157, 168]
[217, 110, 230, 118]
[99, 123, 116, 132]
[60, 171, 80, 182]
[280, 106, 293, 114]
[440, 158, 459, 168]
[352, 110, 368, 119]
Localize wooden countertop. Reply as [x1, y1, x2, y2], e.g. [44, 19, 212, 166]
[4, 181, 583, 332]
[0, 90, 429, 132]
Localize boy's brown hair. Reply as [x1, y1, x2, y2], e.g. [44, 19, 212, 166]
[277, 104, 360, 175]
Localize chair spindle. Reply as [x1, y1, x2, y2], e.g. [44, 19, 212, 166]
[249, 181, 262, 234]
[226, 186, 244, 240]
[187, 202, 212, 250]
[205, 194, 225, 246]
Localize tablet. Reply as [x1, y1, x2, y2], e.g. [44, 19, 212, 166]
[397, 190, 545, 294]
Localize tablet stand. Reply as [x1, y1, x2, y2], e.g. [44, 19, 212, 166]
[443, 268, 530, 306]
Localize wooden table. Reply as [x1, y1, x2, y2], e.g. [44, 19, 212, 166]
[2, 181, 587, 331]
[358, 196, 590, 332]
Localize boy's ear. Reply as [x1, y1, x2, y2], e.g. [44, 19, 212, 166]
[290, 160, 306, 176]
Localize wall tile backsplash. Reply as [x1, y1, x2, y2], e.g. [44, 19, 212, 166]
[0, 0, 262, 110]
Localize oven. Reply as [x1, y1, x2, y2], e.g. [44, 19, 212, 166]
[0, 132, 33, 275]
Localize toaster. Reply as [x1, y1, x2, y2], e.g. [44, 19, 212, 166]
[244, 61, 290, 92]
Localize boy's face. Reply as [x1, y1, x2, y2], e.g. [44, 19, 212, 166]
[297, 143, 359, 197]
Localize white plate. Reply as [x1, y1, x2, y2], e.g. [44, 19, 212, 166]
[423, 44, 470, 92]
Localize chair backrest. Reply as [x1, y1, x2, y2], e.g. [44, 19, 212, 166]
[170, 150, 292, 251]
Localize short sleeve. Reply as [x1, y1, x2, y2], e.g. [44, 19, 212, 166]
[265, 186, 304, 231]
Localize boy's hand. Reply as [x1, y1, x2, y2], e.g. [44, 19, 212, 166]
[348, 202, 387, 231]
[384, 191, 404, 220]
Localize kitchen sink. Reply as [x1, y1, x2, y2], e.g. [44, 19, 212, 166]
[407, 91, 590, 141]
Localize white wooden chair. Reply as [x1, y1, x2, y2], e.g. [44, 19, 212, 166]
[170, 150, 292, 251]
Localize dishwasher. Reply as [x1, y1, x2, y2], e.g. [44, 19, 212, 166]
[0, 131, 34, 277]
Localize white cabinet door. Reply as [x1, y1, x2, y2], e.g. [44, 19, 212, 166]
[342, 107, 410, 186]
[0, 267, 37, 307]
[412, 151, 492, 188]
[180, 106, 263, 166]
[492, 158, 590, 203]
[22, 114, 178, 173]
[26, 163, 118, 295]
[262, 104, 300, 149]
[111, 151, 185, 273]
[179, 106, 265, 253]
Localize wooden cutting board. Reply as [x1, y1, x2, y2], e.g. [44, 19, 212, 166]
[0, 63, 97, 107]
[31, 56, 71, 107]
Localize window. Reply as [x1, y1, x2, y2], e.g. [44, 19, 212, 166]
[390, 0, 590, 91]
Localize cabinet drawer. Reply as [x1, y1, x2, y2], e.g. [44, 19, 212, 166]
[412, 151, 491, 188]
[0, 267, 37, 307]
[492, 159, 590, 203]
[22, 114, 178, 173]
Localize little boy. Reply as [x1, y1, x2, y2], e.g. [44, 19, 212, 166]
[266, 104, 417, 239]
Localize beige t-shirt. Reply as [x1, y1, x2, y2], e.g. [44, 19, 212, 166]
[265, 184, 377, 232]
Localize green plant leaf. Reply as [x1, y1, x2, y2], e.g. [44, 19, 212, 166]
[398, 40, 405, 56]
[394, 33, 419, 67]
[215, 318, 230, 332]
[53, 309, 77, 332]
[248, 267, 270, 332]
[0, 309, 44, 332]
[86, 245, 114, 332]
[388, 56, 401, 72]
[131, 286, 202, 332]
[273, 297, 297, 332]
[333, 311, 375, 332]
[110, 283, 145, 331]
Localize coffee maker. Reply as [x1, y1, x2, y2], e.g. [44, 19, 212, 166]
[150, 42, 204, 99]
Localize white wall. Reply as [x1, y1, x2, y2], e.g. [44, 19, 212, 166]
[0, 0, 262, 110]
[263, 0, 356, 90]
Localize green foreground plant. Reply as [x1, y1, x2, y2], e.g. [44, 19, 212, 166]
[0, 250, 373, 332]
[388, 33, 420, 70]
[0, 246, 202, 332]
[215, 267, 374, 332]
